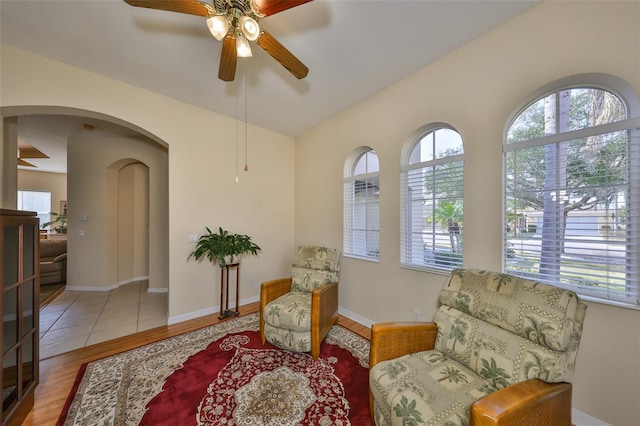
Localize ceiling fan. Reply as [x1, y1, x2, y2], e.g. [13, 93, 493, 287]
[18, 146, 49, 168]
[123, 0, 311, 81]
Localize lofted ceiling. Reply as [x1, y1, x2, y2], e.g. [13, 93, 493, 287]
[1, 0, 538, 173]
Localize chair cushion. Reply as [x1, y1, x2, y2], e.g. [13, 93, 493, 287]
[434, 305, 576, 384]
[263, 291, 312, 332]
[370, 349, 493, 426]
[291, 246, 341, 293]
[292, 246, 342, 272]
[440, 269, 586, 352]
[263, 323, 312, 354]
[263, 291, 313, 352]
[291, 267, 339, 293]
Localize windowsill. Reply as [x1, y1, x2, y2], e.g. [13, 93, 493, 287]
[344, 254, 379, 264]
[575, 294, 639, 311]
[400, 263, 453, 276]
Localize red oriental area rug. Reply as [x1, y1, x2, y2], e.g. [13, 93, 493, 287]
[57, 313, 370, 426]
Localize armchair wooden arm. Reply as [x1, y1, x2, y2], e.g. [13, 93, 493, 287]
[369, 321, 438, 424]
[311, 282, 339, 360]
[259, 278, 292, 345]
[369, 322, 438, 368]
[470, 379, 572, 426]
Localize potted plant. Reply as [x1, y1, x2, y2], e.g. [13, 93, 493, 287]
[189, 226, 261, 267]
[41, 212, 68, 234]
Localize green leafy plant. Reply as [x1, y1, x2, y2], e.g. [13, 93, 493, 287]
[189, 226, 261, 267]
[41, 212, 67, 233]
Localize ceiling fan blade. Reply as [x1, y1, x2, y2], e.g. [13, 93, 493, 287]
[218, 35, 237, 81]
[256, 31, 308, 79]
[251, 0, 311, 16]
[18, 158, 36, 167]
[19, 147, 49, 159]
[252, 0, 312, 17]
[123, 0, 211, 17]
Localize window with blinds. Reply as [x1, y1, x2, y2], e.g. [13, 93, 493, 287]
[343, 148, 380, 261]
[504, 87, 640, 308]
[17, 190, 51, 229]
[401, 126, 464, 271]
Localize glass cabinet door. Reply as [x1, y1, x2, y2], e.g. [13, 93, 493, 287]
[1, 210, 40, 424]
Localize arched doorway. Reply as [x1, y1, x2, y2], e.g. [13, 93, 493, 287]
[109, 160, 150, 285]
[2, 107, 169, 357]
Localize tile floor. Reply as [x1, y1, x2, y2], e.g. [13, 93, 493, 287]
[39, 280, 168, 359]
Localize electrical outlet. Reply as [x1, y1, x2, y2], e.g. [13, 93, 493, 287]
[413, 310, 421, 321]
[249, 278, 255, 287]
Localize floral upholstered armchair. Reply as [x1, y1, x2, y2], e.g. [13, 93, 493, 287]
[260, 246, 342, 360]
[369, 268, 587, 426]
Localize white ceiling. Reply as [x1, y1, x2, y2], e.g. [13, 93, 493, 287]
[1, 0, 538, 173]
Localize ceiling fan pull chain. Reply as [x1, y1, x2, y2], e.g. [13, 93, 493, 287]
[235, 75, 240, 184]
[244, 65, 249, 172]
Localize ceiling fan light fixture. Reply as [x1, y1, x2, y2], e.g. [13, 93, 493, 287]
[239, 16, 260, 41]
[207, 15, 230, 41]
[236, 34, 252, 57]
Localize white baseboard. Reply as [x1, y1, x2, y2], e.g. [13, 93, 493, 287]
[168, 305, 218, 325]
[338, 306, 374, 328]
[573, 409, 611, 426]
[65, 276, 152, 292]
[167, 295, 259, 325]
[116, 275, 149, 287]
[147, 287, 168, 294]
[169, 300, 368, 327]
[64, 284, 120, 292]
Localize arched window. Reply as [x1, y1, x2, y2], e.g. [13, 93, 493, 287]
[401, 125, 464, 271]
[343, 147, 379, 260]
[504, 75, 640, 308]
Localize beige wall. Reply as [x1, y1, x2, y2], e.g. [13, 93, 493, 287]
[295, 1, 639, 425]
[65, 133, 166, 291]
[1, 44, 296, 321]
[17, 169, 67, 216]
[116, 162, 150, 284]
[2, 117, 18, 208]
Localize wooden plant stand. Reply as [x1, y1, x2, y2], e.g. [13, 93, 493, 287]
[219, 262, 240, 320]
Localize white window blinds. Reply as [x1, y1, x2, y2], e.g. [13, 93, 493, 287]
[504, 87, 640, 308]
[401, 127, 464, 271]
[344, 149, 380, 260]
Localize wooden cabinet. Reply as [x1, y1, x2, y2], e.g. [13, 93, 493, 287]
[0, 209, 39, 425]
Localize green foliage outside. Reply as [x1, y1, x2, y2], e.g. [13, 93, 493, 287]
[505, 88, 629, 289]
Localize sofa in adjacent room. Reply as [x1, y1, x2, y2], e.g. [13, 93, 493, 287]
[39, 238, 67, 285]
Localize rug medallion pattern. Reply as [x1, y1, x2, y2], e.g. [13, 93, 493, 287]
[59, 313, 369, 426]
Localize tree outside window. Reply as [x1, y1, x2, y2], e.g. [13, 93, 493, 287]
[504, 86, 639, 307]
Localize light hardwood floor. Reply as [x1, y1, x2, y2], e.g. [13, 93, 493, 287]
[17, 302, 371, 426]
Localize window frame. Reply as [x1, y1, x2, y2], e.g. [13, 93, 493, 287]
[400, 123, 465, 273]
[17, 189, 52, 230]
[343, 147, 380, 262]
[503, 74, 640, 309]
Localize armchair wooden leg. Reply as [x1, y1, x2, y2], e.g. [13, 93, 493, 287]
[311, 341, 320, 360]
